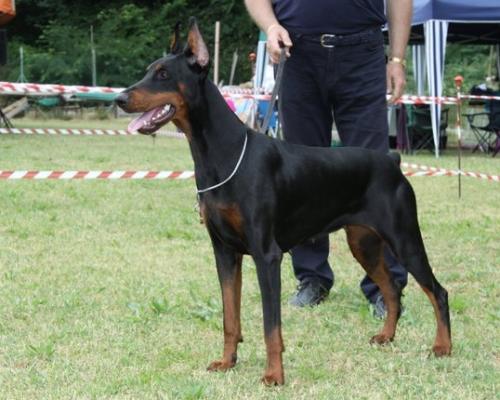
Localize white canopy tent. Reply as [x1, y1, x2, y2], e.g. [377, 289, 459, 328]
[409, 0, 500, 156]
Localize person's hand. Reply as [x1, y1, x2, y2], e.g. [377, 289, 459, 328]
[266, 24, 292, 63]
[386, 62, 406, 104]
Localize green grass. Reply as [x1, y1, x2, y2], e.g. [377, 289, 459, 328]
[0, 120, 499, 399]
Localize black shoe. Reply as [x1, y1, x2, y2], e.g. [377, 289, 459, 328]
[289, 279, 329, 307]
[369, 294, 406, 320]
[370, 295, 387, 319]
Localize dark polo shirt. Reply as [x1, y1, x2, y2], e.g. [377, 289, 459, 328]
[272, 0, 386, 35]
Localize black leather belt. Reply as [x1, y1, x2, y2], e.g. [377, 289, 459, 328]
[296, 28, 381, 48]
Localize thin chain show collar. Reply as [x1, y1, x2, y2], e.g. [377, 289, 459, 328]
[196, 132, 248, 195]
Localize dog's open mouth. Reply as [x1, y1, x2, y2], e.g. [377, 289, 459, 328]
[127, 104, 176, 134]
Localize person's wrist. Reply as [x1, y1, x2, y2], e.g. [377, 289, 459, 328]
[266, 23, 281, 35]
[388, 56, 406, 68]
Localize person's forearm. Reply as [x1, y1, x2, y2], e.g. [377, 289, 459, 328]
[244, 0, 280, 33]
[245, 0, 292, 62]
[387, 0, 412, 58]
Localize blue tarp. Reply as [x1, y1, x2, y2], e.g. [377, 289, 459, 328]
[413, 0, 500, 25]
[408, 1, 500, 156]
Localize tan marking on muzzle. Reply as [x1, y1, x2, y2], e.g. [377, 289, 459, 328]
[126, 89, 178, 112]
[126, 88, 192, 138]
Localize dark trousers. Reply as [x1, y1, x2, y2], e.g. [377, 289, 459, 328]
[279, 29, 408, 302]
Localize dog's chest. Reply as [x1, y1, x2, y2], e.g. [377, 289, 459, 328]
[200, 200, 247, 249]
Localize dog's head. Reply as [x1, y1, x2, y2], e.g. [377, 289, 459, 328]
[115, 18, 210, 136]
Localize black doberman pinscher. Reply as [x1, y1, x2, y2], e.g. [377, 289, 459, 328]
[115, 18, 451, 385]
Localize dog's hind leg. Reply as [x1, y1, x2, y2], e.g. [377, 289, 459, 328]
[207, 238, 244, 372]
[383, 183, 451, 356]
[345, 225, 402, 344]
[419, 281, 451, 356]
[391, 224, 452, 356]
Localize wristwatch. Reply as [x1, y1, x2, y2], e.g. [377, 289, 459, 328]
[388, 56, 406, 68]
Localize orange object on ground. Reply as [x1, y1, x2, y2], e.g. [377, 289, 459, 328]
[0, 0, 16, 25]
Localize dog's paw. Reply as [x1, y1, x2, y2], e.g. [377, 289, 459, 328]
[370, 334, 394, 345]
[261, 370, 284, 386]
[432, 344, 452, 357]
[207, 359, 235, 372]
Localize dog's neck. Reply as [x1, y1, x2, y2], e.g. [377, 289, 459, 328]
[185, 79, 249, 195]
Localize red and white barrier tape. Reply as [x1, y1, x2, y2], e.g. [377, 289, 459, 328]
[0, 168, 497, 181]
[222, 93, 272, 101]
[3, 81, 499, 104]
[0, 81, 271, 100]
[0, 127, 186, 138]
[0, 170, 195, 180]
[461, 94, 500, 102]
[402, 162, 499, 182]
[395, 95, 457, 105]
[221, 86, 268, 95]
[226, 91, 454, 104]
[0, 127, 134, 135]
[0, 81, 124, 96]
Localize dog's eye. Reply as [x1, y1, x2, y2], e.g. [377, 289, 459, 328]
[157, 69, 168, 80]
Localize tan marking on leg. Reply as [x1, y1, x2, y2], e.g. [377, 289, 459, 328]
[421, 286, 452, 356]
[370, 268, 399, 344]
[262, 326, 285, 385]
[345, 225, 400, 344]
[207, 256, 243, 372]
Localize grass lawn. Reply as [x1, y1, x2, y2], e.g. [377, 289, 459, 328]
[0, 118, 499, 399]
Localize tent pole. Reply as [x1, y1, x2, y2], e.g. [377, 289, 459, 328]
[213, 21, 220, 85]
[454, 75, 464, 200]
[425, 20, 448, 158]
[496, 44, 500, 82]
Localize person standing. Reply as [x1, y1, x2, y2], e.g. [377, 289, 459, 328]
[244, 0, 412, 317]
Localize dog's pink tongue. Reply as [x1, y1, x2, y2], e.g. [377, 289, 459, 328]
[127, 108, 157, 133]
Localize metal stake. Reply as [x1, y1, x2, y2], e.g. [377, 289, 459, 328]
[454, 75, 464, 199]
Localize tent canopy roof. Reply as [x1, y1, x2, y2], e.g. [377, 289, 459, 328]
[400, 0, 500, 44]
[409, 22, 500, 44]
[413, 0, 500, 25]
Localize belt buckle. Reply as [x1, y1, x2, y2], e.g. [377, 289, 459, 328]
[320, 34, 336, 48]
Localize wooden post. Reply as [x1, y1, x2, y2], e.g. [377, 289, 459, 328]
[214, 21, 220, 85]
[229, 50, 238, 85]
[90, 25, 97, 86]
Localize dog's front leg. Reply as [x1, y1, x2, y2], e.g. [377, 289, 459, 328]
[207, 240, 243, 372]
[253, 242, 284, 385]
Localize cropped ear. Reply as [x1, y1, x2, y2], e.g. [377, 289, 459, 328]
[185, 17, 209, 69]
[170, 22, 182, 54]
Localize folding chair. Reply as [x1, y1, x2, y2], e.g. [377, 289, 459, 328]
[465, 100, 500, 156]
[407, 105, 449, 153]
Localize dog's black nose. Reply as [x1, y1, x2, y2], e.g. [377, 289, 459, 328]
[114, 92, 129, 109]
